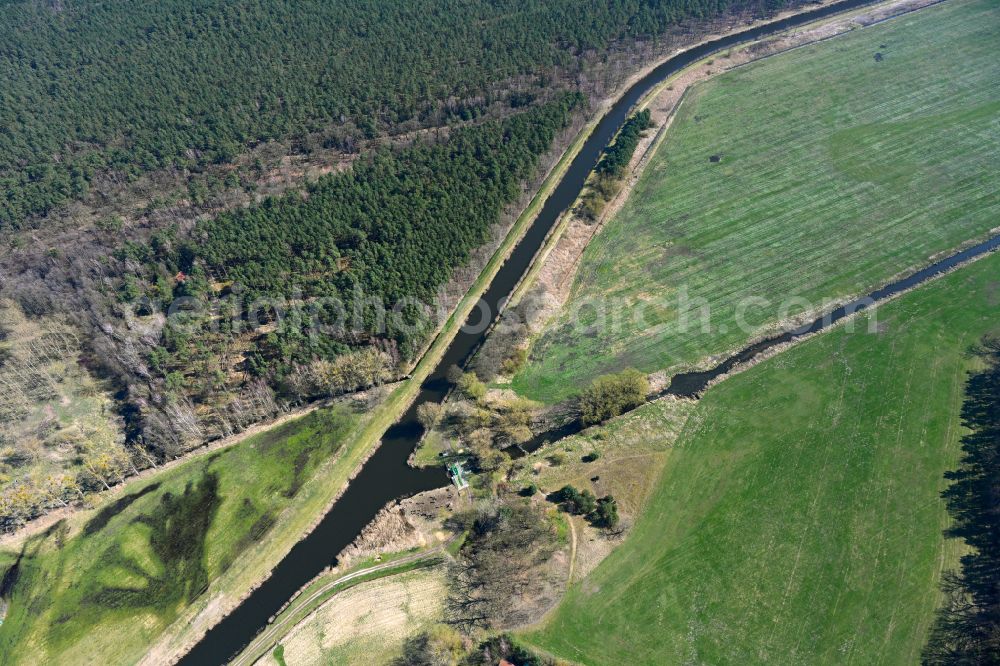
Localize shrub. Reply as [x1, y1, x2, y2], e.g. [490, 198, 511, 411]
[96, 215, 125, 233]
[416, 402, 442, 430]
[590, 495, 619, 529]
[579, 368, 649, 425]
[446, 364, 465, 385]
[398, 624, 465, 666]
[458, 372, 487, 402]
[500, 348, 529, 375]
[494, 397, 536, 445]
[577, 192, 606, 221]
[552, 485, 597, 515]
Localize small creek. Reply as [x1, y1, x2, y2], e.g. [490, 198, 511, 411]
[520, 234, 1000, 452]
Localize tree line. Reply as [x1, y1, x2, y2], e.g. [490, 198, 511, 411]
[596, 108, 653, 177]
[923, 337, 1000, 664]
[0, 0, 794, 229]
[0, 433, 159, 533]
[579, 108, 654, 220]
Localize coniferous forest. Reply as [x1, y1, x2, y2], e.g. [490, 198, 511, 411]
[0, 0, 802, 523]
[0, 0, 790, 228]
[138, 95, 584, 385]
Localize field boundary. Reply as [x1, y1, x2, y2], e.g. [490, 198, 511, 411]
[231, 548, 447, 666]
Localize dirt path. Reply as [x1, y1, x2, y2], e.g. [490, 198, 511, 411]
[231, 546, 448, 666]
[567, 517, 579, 584]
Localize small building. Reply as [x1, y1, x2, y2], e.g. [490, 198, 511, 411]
[448, 462, 469, 490]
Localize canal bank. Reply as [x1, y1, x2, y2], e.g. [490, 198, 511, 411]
[174, 0, 894, 662]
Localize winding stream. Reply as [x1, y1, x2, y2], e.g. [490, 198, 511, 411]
[177, 0, 918, 661]
[662, 235, 1000, 397]
[519, 233, 1000, 452]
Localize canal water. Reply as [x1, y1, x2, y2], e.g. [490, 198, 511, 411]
[178, 0, 899, 661]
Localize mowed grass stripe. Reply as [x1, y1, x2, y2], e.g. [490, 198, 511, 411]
[525, 248, 1000, 666]
[514, 0, 1000, 402]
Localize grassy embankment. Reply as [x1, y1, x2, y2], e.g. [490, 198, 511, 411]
[0, 72, 604, 665]
[524, 246, 1000, 664]
[513, 0, 1000, 403]
[0, 407, 360, 664]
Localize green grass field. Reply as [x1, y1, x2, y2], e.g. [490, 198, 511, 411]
[0, 406, 359, 665]
[523, 250, 1000, 665]
[513, 0, 1000, 403]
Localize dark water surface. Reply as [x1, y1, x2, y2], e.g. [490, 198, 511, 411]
[662, 236, 1000, 397]
[178, 1, 905, 661]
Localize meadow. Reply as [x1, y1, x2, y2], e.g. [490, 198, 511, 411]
[523, 249, 1000, 664]
[513, 0, 1000, 403]
[511, 397, 696, 518]
[0, 406, 360, 665]
[256, 566, 447, 666]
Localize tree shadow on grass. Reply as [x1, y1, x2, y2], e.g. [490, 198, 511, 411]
[82, 482, 162, 537]
[85, 471, 221, 610]
[924, 337, 1000, 664]
[40, 471, 223, 649]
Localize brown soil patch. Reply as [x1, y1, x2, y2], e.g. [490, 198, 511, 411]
[337, 486, 463, 568]
[256, 567, 447, 666]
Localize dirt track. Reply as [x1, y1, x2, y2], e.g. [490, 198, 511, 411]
[232, 548, 447, 666]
